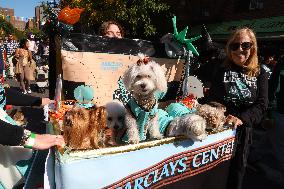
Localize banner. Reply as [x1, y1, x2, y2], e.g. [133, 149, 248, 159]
[44, 130, 235, 189]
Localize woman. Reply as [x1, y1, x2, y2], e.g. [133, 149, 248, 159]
[14, 39, 36, 94]
[197, 27, 268, 189]
[98, 20, 125, 38]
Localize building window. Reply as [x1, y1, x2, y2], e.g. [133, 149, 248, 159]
[249, 0, 264, 10]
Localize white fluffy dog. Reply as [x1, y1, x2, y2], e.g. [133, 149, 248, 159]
[105, 100, 126, 145]
[105, 100, 126, 130]
[122, 55, 167, 144]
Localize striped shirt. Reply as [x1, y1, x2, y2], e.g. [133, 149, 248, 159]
[4, 40, 19, 56]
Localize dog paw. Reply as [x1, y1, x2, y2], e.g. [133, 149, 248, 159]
[128, 138, 140, 144]
[151, 133, 163, 140]
[195, 133, 207, 141]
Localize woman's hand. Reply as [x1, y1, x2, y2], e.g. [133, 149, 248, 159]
[41, 98, 54, 106]
[32, 134, 65, 150]
[225, 114, 243, 129]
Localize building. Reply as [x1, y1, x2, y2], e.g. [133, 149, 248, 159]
[35, 6, 45, 29]
[0, 6, 28, 31]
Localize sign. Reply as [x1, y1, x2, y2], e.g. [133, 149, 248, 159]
[44, 130, 235, 189]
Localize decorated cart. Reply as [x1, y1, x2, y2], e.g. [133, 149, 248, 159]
[41, 16, 236, 188]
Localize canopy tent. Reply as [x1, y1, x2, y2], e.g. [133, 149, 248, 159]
[192, 16, 284, 41]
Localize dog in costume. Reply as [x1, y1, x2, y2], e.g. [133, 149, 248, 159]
[122, 54, 173, 144]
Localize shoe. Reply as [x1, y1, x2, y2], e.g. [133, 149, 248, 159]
[27, 89, 32, 94]
[22, 90, 27, 94]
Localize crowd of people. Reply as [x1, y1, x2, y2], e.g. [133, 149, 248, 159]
[0, 20, 283, 188]
[0, 33, 50, 93]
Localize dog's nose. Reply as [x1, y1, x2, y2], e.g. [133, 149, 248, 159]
[114, 125, 119, 130]
[140, 84, 146, 89]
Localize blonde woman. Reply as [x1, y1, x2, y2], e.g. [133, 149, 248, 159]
[196, 27, 268, 189]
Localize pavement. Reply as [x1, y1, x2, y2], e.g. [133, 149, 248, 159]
[4, 78, 284, 189]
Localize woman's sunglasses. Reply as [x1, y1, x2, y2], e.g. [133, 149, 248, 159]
[229, 42, 252, 51]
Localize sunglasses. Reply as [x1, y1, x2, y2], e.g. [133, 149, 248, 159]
[229, 42, 252, 51]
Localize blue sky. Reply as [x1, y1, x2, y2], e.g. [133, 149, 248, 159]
[0, 0, 54, 19]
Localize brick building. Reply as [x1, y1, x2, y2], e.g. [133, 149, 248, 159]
[0, 6, 28, 31]
[35, 6, 45, 29]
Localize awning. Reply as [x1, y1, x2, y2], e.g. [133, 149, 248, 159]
[191, 16, 284, 41]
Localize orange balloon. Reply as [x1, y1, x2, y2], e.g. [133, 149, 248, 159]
[58, 7, 84, 25]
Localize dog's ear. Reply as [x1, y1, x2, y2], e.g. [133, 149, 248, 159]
[150, 61, 168, 93]
[122, 65, 135, 91]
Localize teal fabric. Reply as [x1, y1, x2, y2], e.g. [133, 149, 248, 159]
[0, 182, 5, 189]
[123, 98, 173, 142]
[74, 85, 94, 103]
[75, 102, 95, 109]
[166, 102, 196, 117]
[0, 85, 6, 109]
[16, 152, 36, 177]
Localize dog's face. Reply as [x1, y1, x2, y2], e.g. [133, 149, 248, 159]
[64, 106, 90, 131]
[196, 103, 226, 130]
[63, 106, 108, 149]
[123, 60, 168, 96]
[12, 110, 27, 126]
[105, 101, 126, 130]
[132, 65, 157, 96]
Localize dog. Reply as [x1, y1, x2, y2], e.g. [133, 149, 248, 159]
[105, 100, 126, 145]
[63, 106, 108, 150]
[167, 114, 207, 141]
[196, 102, 226, 132]
[10, 109, 27, 127]
[122, 54, 168, 144]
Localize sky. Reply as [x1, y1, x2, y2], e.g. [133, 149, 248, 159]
[0, 0, 55, 19]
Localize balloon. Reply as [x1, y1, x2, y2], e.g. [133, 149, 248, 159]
[58, 6, 84, 25]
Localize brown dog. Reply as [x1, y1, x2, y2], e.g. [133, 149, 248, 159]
[63, 106, 108, 150]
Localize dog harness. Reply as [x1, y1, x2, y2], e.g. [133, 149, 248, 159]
[123, 98, 173, 142]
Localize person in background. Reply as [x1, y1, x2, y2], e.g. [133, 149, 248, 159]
[37, 37, 49, 64]
[98, 20, 125, 38]
[196, 27, 268, 189]
[14, 39, 35, 94]
[27, 33, 38, 55]
[4, 34, 18, 78]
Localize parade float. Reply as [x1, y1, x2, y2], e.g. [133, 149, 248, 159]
[0, 0, 237, 188]
[37, 7, 237, 188]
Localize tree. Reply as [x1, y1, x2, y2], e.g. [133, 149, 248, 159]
[0, 17, 16, 37]
[60, 0, 171, 39]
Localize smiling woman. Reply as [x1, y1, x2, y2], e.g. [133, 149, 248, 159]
[195, 27, 268, 189]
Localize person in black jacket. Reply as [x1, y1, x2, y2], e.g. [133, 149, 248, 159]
[0, 85, 64, 149]
[196, 27, 268, 189]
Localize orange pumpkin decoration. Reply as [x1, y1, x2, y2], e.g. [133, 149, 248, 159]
[58, 6, 84, 25]
[178, 94, 197, 109]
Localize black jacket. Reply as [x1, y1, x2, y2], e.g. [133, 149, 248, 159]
[0, 87, 41, 146]
[196, 60, 269, 127]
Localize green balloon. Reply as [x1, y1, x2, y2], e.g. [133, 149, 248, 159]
[74, 85, 94, 103]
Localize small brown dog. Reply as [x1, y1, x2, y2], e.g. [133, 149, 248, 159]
[196, 102, 226, 132]
[10, 109, 27, 127]
[63, 106, 109, 150]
